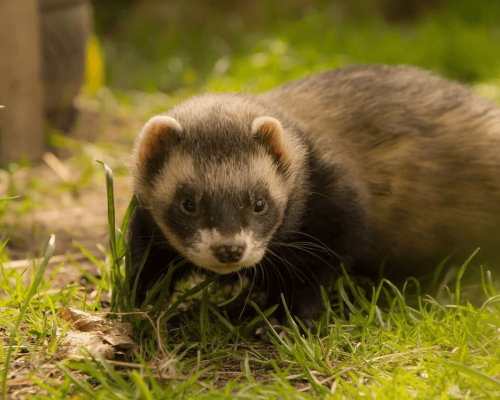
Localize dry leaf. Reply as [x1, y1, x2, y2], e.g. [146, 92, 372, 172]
[56, 307, 138, 360]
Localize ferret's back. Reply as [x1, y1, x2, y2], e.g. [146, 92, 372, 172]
[262, 65, 500, 265]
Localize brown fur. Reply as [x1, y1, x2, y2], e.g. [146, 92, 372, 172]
[138, 123, 170, 164]
[256, 119, 287, 162]
[261, 65, 500, 271]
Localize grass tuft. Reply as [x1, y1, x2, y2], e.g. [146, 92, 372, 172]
[1, 163, 500, 399]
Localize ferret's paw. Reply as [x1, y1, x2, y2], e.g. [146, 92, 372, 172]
[253, 316, 281, 342]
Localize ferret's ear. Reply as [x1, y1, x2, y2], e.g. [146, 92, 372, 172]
[138, 116, 182, 164]
[252, 116, 287, 162]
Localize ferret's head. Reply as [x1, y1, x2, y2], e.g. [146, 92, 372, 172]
[130, 94, 307, 274]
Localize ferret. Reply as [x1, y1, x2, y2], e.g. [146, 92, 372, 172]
[128, 65, 500, 333]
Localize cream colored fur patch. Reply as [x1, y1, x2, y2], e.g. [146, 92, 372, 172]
[186, 228, 266, 274]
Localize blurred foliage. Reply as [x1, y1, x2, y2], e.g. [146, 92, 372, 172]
[90, 0, 500, 93]
[85, 34, 106, 94]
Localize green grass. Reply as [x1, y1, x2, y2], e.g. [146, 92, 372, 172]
[2, 167, 500, 399]
[99, 1, 500, 93]
[2, 3, 500, 397]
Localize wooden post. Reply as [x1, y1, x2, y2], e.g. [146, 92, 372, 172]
[0, 0, 45, 163]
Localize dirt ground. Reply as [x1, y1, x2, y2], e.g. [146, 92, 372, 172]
[0, 97, 146, 289]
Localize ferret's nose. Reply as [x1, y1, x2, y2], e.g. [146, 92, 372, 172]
[213, 245, 245, 263]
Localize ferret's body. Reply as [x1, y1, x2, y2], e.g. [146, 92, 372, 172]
[129, 65, 500, 327]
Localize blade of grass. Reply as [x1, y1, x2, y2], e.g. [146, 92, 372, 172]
[96, 160, 118, 264]
[242, 304, 279, 336]
[0, 196, 18, 203]
[119, 194, 138, 240]
[443, 360, 500, 390]
[455, 248, 480, 305]
[2, 235, 55, 400]
[207, 304, 235, 333]
[151, 264, 192, 315]
[217, 273, 244, 307]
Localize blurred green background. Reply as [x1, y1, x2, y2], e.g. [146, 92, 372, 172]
[90, 0, 500, 96]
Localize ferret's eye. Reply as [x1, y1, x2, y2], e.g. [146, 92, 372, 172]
[254, 199, 266, 213]
[182, 199, 196, 214]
